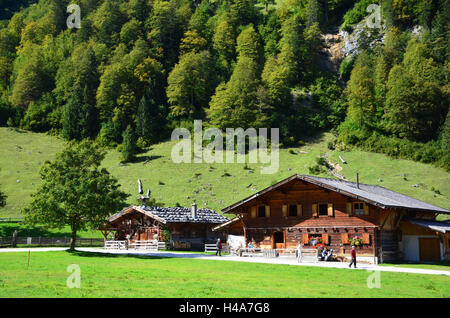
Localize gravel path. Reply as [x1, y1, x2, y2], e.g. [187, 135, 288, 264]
[1, 247, 449, 276]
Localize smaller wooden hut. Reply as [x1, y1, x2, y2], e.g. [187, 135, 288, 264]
[103, 203, 229, 251]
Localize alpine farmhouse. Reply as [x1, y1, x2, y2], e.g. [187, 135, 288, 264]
[214, 174, 450, 263]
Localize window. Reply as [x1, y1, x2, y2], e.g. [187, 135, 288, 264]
[319, 203, 328, 216]
[289, 205, 297, 217]
[354, 202, 364, 215]
[258, 205, 266, 218]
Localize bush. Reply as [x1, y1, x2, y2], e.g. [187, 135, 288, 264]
[22, 93, 56, 132]
[339, 57, 355, 81]
[98, 120, 121, 147]
[0, 97, 15, 126]
[342, 0, 379, 26]
[136, 137, 149, 150]
[337, 125, 450, 172]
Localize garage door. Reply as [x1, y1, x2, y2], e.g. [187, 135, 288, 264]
[419, 238, 441, 262]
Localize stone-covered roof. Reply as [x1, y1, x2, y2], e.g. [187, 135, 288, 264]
[222, 174, 450, 214]
[108, 205, 229, 225]
[406, 218, 450, 233]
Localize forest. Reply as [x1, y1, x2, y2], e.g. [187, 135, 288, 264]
[0, 0, 448, 169]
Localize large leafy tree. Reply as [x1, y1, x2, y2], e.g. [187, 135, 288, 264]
[167, 50, 215, 119]
[384, 64, 444, 141]
[136, 78, 167, 144]
[212, 12, 237, 75]
[208, 26, 264, 129]
[345, 52, 377, 129]
[23, 140, 129, 250]
[383, 38, 447, 142]
[62, 84, 98, 140]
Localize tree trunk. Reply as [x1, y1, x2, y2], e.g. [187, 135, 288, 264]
[69, 228, 77, 251]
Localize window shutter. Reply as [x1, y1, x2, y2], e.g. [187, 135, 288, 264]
[322, 233, 329, 244]
[312, 204, 318, 217]
[297, 204, 303, 217]
[327, 203, 334, 217]
[282, 204, 287, 218]
[265, 205, 270, 218]
[363, 203, 369, 215]
[362, 233, 370, 244]
[341, 233, 349, 244]
[302, 234, 309, 244]
[251, 206, 257, 218]
[346, 203, 353, 215]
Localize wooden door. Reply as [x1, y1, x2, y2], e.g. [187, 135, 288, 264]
[419, 238, 440, 262]
[273, 231, 285, 249]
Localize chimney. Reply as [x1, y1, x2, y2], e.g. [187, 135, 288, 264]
[137, 179, 143, 194]
[191, 201, 197, 219]
[356, 173, 359, 189]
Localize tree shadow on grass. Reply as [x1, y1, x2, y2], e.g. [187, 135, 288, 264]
[66, 249, 170, 261]
[67, 249, 221, 261]
[133, 155, 162, 164]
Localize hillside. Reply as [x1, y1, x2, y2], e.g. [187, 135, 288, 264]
[0, 0, 448, 173]
[1, 127, 448, 220]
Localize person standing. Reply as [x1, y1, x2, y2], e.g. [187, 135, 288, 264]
[349, 245, 357, 268]
[216, 238, 222, 256]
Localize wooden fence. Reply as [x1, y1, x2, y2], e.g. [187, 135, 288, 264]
[0, 236, 104, 247]
[103, 240, 168, 250]
[204, 243, 230, 253]
[131, 241, 168, 250]
[0, 218, 23, 223]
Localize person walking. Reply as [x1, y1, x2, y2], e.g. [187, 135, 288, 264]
[216, 238, 222, 256]
[349, 245, 357, 268]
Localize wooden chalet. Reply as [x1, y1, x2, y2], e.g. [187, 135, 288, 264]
[104, 203, 229, 251]
[213, 174, 450, 263]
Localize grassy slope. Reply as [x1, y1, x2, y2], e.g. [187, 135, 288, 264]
[0, 251, 448, 297]
[0, 127, 449, 223]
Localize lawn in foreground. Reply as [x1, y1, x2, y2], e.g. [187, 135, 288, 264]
[0, 251, 449, 298]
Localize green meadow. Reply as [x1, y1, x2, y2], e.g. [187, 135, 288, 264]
[0, 251, 449, 298]
[0, 127, 449, 221]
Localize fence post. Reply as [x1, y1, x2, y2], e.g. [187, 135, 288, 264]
[11, 230, 18, 248]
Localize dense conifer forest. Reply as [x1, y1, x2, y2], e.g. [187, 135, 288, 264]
[0, 0, 448, 169]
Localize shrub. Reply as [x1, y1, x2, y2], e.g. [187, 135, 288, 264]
[342, 0, 379, 26]
[339, 56, 355, 81]
[136, 137, 149, 150]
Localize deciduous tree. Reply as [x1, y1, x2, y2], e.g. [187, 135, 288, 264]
[23, 140, 129, 250]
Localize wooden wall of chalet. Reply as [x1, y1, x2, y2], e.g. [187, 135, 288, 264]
[169, 223, 226, 250]
[232, 179, 383, 255]
[400, 221, 438, 236]
[400, 221, 450, 261]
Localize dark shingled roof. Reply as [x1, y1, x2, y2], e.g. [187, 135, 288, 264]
[139, 205, 229, 224]
[306, 176, 450, 213]
[222, 174, 450, 214]
[109, 205, 229, 224]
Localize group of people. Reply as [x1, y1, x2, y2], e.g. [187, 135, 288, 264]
[320, 248, 333, 261]
[217, 239, 358, 268]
